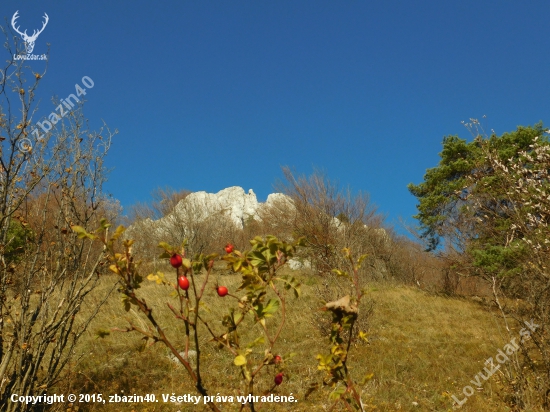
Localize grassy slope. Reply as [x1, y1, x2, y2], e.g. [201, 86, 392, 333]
[64, 267, 517, 412]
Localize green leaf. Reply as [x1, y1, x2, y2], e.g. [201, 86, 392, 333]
[268, 242, 278, 256]
[99, 218, 112, 230]
[246, 336, 265, 348]
[192, 261, 203, 273]
[204, 253, 219, 262]
[249, 250, 267, 267]
[328, 383, 346, 401]
[121, 295, 131, 312]
[277, 276, 301, 298]
[71, 225, 96, 240]
[253, 303, 264, 319]
[232, 260, 242, 272]
[71, 225, 86, 235]
[234, 311, 243, 324]
[331, 269, 349, 278]
[95, 329, 111, 339]
[265, 248, 277, 265]
[263, 298, 280, 317]
[158, 242, 172, 252]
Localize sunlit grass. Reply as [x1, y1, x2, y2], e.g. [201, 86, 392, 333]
[60, 265, 521, 411]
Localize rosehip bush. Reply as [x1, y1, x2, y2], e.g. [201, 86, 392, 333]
[73, 221, 304, 412]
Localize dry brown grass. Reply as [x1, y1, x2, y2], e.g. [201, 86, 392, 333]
[56, 264, 528, 412]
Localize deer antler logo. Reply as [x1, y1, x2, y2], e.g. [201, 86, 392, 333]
[11, 11, 49, 54]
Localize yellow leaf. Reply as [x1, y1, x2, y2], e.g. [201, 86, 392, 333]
[361, 373, 374, 385]
[357, 254, 368, 268]
[109, 264, 121, 275]
[234, 355, 247, 366]
[147, 272, 165, 284]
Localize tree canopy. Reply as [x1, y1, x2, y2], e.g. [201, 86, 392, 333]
[408, 122, 548, 254]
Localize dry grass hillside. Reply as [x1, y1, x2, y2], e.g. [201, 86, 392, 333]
[58, 262, 522, 412]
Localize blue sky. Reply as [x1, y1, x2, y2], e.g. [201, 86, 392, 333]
[2, 1, 549, 233]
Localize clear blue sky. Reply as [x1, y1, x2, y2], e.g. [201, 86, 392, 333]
[2, 1, 549, 233]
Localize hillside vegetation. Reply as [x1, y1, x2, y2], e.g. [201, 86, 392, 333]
[2, 58, 546, 412]
[65, 264, 516, 412]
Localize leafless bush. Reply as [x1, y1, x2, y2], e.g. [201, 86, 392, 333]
[126, 187, 190, 222]
[276, 167, 385, 277]
[0, 43, 116, 410]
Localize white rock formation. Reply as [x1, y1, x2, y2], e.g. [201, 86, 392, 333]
[128, 187, 293, 234]
[125, 186, 387, 270]
[172, 186, 261, 228]
[265, 192, 294, 207]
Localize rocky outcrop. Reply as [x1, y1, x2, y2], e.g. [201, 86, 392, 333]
[126, 187, 389, 271]
[172, 186, 262, 228]
[127, 187, 293, 236]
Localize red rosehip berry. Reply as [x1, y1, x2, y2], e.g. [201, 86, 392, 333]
[224, 243, 234, 254]
[170, 254, 183, 268]
[217, 286, 228, 297]
[178, 276, 189, 290]
[274, 372, 284, 385]
[274, 355, 282, 364]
